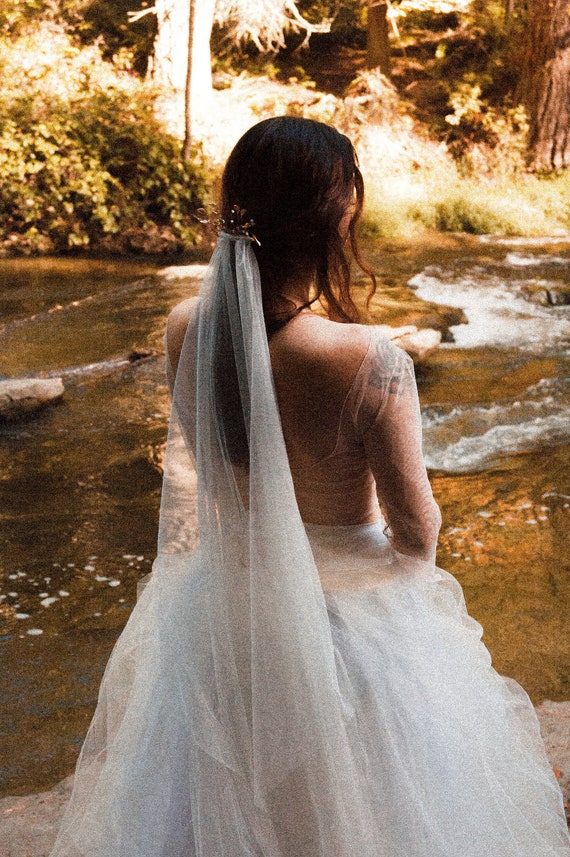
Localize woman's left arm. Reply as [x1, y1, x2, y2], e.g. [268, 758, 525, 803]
[355, 335, 441, 564]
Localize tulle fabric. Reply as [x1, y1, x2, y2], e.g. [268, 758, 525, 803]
[49, 234, 570, 856]
[51, 234, 378, 857]
[310, 522, 570, 857]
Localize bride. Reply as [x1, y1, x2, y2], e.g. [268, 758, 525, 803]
[50, 117, 570, 856]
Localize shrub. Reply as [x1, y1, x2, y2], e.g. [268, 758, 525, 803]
[443, 78, 529, 177]
[0, 25, 208, 254]
[419, 183, 540, 235]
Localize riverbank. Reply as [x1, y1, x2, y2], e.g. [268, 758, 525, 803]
[2, 21, 570, 260]
[1, 701, 568, 856]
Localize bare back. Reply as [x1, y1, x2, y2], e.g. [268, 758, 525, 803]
[166, 300, 441, 559]
[268, 313, 378, 525]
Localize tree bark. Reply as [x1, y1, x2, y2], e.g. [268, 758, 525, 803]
[152, 0, 215, 140]
[504, 0, 514, 33]
[520, 0, 570, 171]
[183, 0, 196, 159]
[366, 1, 390, 75]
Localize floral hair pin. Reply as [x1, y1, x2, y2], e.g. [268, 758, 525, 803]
[193, 205, 261, 246]
[222, 205, 261, 246]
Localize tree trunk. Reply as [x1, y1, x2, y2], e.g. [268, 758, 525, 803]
[366, 1, 390, 75]
[183, 0, 196, 159]
[504, 0, 514, 33]
[152, 0, 215, 140]
[520, 0, 570, 171]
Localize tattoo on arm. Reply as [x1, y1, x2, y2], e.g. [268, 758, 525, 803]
[367, 340, 416, 396]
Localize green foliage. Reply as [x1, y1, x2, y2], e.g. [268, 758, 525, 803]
[304, 0, 365, 48]
[80, 1, 156, 76]
[362, 160, 570, 240]
[0, 0, 86, 36]
[421, 185, 536, 235]
[443, 76, 529, 174]
[395, 1, 525, 133]
[0, 0, 49, 35]
[393, 0, 464, 31]
[357, 104, 570, 241]
[522, 171, 570, 228]
[0, 26, 208, 254]
[0, 0, 156, 74]
[0, 116, 118, 250]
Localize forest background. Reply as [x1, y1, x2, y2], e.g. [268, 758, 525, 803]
[1, 0, 570, 258]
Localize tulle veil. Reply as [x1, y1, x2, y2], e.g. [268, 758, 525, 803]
[49, 233, 379, 856]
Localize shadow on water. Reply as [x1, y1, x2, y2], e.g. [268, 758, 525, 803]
[0, 238, 569, 796]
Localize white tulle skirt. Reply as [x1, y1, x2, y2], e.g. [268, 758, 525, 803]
[50, 521, 570, 857]
[309, 522, 570, 856]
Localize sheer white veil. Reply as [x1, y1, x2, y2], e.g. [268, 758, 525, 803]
[49, 230, 377, 857]
[158, 232, 376, 854]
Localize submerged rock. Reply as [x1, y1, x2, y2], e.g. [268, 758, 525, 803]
[127, 349, 155, 364]
[0, 378, 64, 421]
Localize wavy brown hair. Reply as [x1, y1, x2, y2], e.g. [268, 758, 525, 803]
[220, 116, 376, 326]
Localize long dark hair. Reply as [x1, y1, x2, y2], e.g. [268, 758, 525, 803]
[221, 116, 375, 325]
[215, 117, 375, 468]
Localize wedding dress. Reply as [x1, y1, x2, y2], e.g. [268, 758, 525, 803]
[50, 234, 570, 857]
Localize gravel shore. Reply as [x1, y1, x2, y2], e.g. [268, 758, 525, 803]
[2, 701, 569, 857]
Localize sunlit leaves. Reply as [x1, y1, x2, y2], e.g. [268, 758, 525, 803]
[0, 24, 208, 253]
[214, 0, 332, 52]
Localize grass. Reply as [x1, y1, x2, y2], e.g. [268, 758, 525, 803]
[362, 171, 570, 239]
[193, 71, 570, 241]
[357, 123, 570, 240]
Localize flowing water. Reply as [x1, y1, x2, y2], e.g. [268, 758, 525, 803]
[0, 237, 569, 797]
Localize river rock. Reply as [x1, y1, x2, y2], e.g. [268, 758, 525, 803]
[0, 776, 72, 857]
[0, 378, 64, 421]
[521, 283, 570, 307]
[536, 699, 570, 817]
[388, 325, 442, 363]
[158, 263, 209, 280]
[547, 288, 570, 306]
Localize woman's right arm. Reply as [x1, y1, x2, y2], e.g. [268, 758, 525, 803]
[355, 335, 441, 563]
[165, 297, 199, 392]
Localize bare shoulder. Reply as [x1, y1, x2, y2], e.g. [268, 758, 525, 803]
[167, 296, 199, 334]
[166, 297, 199, 373]
[271, 313, 373, 389]
[290, 313, 370, 359]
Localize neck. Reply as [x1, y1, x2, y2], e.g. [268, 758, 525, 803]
[264, 280, 314, 337]
[267, 276, 313, 311]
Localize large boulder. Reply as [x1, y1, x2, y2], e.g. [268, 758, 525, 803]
[0, 378, 64, 421]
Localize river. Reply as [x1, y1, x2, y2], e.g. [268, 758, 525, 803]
[0, 235, 569, 797]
